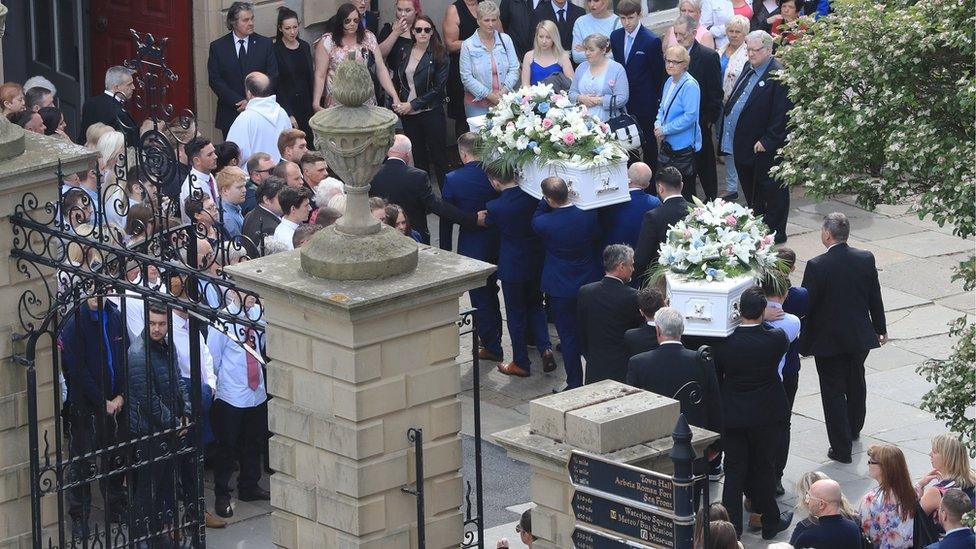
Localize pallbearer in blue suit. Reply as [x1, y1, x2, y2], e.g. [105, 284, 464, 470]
[484, 165, 557, 378]
[442, 133, 503, 361]
[532, 177, 602, 390]
[600, 162, 662, 251]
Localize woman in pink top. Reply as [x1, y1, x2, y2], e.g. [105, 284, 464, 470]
[732, 0, 753, 19]
[664, 0, 716, 49]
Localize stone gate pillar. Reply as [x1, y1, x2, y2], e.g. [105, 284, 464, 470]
[226, 248, 493, 548]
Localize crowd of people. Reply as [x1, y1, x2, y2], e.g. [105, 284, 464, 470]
[12, 0, 973, 546]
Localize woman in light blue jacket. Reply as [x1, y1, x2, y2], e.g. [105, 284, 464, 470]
[568, 34, 628, 122]
[654, 44, 701, 182]
[459, 0, 520, 118]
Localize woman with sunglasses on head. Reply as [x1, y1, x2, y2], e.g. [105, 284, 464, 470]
[378, 0, 423, 67]
[313, 2, 399, 110]
[859, 444, 917, 549]
[390, 15, 450, 187]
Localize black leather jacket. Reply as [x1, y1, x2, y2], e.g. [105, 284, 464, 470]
[391, 47, 450, 112]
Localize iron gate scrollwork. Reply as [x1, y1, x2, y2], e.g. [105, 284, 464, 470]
[11, 30, 266, 548]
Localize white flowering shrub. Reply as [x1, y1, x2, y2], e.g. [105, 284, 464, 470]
[774, 0, 975, 454]
[478, 84, 628, 172]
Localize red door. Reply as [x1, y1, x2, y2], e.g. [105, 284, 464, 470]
[89, 0, 194, 118]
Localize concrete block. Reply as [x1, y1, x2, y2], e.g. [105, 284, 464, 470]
[381, 408, 429, 454]
[271, 511, 299, 548]
[266, 360, 294, 401]
[383, 486, 421, 529]
[422, 509, 463, 549]
[407, 437, 461, 482]
[269, 436, 297, 477]
[291, 369, 335, 416]
[312, 339, 381, 383]
[269, 400, 313, 446]
[316, 490, 385, 536]
[425, 472, 463, 516]
[266, 324, 311, 369]
[406, 361, 460, 407]
[565, 391, 680, 453]
[333, 376, 406, 422]
[427, 323, 460, 364]
[532, 506, 558, 542]
[428, 398, 461, 440]
[336, 450, 409, 499]
[531, 468, 571, 511]
[336, 528, 411, 549]
[380, 332, 429, 377]
[270, 474, 317, 520]
[529, 380, 640, 442]
[313, 416, 384, 460]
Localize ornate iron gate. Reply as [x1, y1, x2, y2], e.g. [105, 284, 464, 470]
[10, 31, 265, 548]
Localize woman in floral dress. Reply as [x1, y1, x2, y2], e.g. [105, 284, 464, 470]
[859, 444, 916, 549]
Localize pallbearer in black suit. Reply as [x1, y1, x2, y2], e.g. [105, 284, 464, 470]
[577, 245, 644, 384]
[484, 165, 557, 377]
[713, 287, 793, 538]
[78, 66, 138, 146]
[626, 307, 722, 436]
[633, 167, 689, 283]
[208, 2, 280, 138]
[800, 212, 887, 464]
[623, 287, 666, 358]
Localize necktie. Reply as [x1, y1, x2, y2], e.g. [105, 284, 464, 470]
[625, 34, 634, 63]
[207, 176, 216, 200]
[245, 328, 261, 390]
[558, 8, 565, 25]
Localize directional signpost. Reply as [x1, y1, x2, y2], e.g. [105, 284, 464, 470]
[568, 450, 696, 549]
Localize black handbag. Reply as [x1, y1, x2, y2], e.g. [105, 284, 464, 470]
[912, 500, 940, 549]
[540, 71, 572, 93]
[607, 91, 642, 150]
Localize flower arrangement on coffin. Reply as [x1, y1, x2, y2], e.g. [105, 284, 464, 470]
[652, 197, 783, 286]
[477, 83, 628, 173]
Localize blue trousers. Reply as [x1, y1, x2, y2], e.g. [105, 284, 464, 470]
[182, 378, 214, 446]
[502, 279, 551, 370]
[549, 296, 583, 388]
[470, 274, 503, 356]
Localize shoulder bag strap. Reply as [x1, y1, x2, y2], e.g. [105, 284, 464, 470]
[662, 78, 688, 122]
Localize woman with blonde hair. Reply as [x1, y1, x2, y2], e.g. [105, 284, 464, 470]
[859, 444, 916, 548]
[521, 20, 574, 87]
[459, 0, 521, 118]
[916, 434, 976, 533]
[84, 122, 113, 149]
[665, 0, 716, 49]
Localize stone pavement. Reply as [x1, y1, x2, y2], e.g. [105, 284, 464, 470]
[211, 190, 973, 547]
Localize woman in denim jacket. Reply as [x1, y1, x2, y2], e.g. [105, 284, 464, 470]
[459, 0, 520, 118]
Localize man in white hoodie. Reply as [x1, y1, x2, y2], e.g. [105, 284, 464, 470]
[226, 72, 292, 165]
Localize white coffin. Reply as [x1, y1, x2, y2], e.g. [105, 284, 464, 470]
[468, 115, 487, 132]
[518, 158, 630, 210]
[666, 273, 756, 337]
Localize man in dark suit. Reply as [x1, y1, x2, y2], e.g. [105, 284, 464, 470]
[501, 0, 543, 59]
[610, 0, 665, 167]
[624, 287, 666, 357]
[443, 133, 503, 361]
[800, 212, 886, 463]
[578, 245, 644, 384]
[718, 30, 791, 243]
[533, 0, 585, 52]
[242, 177, 285, 256]
[532, 177, 602, 390]
[369, 135, 478, 247]
[788, 479, 863, 549]
[600, 162, 661, 254]
[674, 15, 722, 201]
[713, 286, 793, 539]
[207, 2, 279, 138]
[633, 167, 688, 284]
[78, 66, 138, 145]
[626, 306, 722, 435]
[484, 164, 556, 377]
[928, 489, 976, 549]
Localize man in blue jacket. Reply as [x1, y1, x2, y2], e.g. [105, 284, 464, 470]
[442, 133, 503, 361]
[610, 0, 665, 168]
[928, 489, 976, 549]
[532, 177, 602, 390]
[59, 297, 127, 537]
[484, 165, 556, 377]
[600, 162, 661, 259]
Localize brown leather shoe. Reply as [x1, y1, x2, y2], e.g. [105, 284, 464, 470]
[748, 512, 763, 531]
[541, 349, 557, 373]
[497, 362, 530, 377]
[478, 348, 503, 362]
[205, 511, 227, 529]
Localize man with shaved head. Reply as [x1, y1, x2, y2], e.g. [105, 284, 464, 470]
[225, 71, 292, 164]
[789, 479, 861, 549]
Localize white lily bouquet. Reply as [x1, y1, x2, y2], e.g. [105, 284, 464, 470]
[478, 84, 628, 173]
[655, 197, 781, 283]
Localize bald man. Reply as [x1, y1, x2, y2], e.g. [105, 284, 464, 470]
[789, 479, 861, 549]
[368, 134, 478, 246]
[599, 162, 661, 274]
[225, 71, 292, 165]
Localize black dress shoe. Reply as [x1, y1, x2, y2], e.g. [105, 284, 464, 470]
[239, 487, 272, 501]
[541, 349, 557, 373]
[775, 479, 786, 496]
[761, 511, 794, 540]
[214, 497, 233, 518]
[827, 448, 852, 464]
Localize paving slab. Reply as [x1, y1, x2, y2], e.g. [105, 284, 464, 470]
[878, 258, 966, 300]
[891, 332, 957, 361]
[935, 291, 976, 314]
[886, 303, 967, 339]
[864, 364, 934, 408]
[863, 344, 928, 372]
[872, 231, 974, 258]
[835, 216, 927, 242]
[900, 213, 972, 238]
[797, 199, 884, 220]
[881, 286, 932, 312]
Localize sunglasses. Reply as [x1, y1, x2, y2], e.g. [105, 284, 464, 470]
[413, 26, 433, 33]
[344, 17, 360, 24]
[867, 460, 880, 465]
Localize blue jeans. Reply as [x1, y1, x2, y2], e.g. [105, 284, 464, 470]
[182, 378, 214, 446]
[464, 103, 490, 119]
[549, 296, 583, 389]
[724, 151, 739, 193]
[502, 280, 552, 370]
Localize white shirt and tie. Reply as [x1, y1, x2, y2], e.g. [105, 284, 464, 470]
[234, 32, 249, 58]
[179, 167, 216, 222]
[208, 320, 267, 409]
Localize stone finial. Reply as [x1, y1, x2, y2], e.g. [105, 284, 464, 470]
[331, 50, 375, 108]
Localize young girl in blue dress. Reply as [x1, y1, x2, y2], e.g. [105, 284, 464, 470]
[520, 20, 574, 87]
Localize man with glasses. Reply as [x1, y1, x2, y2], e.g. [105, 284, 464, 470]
[718, 30, 791, 243]
[789, 479, 861, 549]
[243, 152, 276, 215]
